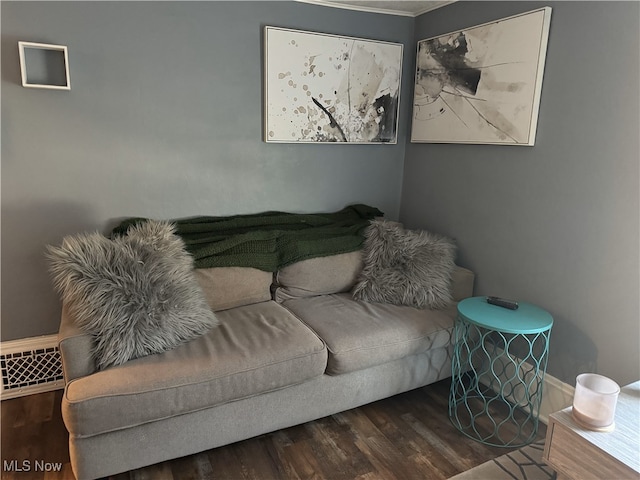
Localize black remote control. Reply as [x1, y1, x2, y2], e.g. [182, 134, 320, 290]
[486, 296, 519, 310]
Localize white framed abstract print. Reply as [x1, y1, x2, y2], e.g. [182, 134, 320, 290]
[265, 26, 403, 144]
[411, 7, 552, 146]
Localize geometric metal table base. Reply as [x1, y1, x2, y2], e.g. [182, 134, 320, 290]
[449, 299, 552, 447]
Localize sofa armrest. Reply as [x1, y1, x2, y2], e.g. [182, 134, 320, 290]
[58, 303, 96, 382]
[451, 266, 475, 302]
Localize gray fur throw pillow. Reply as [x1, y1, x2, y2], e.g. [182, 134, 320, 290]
[46, 220, 218, 370]
[352, 219, 456, 309]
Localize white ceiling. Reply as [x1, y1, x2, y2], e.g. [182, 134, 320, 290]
[299, 0, 455, 17]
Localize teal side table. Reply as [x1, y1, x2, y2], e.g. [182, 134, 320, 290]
[449, 296, 553, 447]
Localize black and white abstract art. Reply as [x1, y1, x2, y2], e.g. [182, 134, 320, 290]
[265, 27, 403, 144]
[411, 8, 552, 146]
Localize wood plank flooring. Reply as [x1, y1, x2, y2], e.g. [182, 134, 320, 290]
[1, 379, 545, 480]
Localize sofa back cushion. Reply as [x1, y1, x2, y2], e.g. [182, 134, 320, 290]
[194, 267, 272, 311]
[451, 266, 475, 302]
[273, 251, 363, 303]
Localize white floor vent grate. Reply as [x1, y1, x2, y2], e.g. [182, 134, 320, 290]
[1, 335, 65, 400]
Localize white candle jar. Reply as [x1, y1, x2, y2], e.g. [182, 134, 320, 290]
[572, 373, 620, 431]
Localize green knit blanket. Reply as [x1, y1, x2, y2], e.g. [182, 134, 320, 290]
[111, 204, 383, 271]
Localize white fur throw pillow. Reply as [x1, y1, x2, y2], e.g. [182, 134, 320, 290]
[352, 219, 456, 309]
[46, 220, 218, 370]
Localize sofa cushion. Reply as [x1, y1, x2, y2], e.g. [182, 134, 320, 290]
[194, 267, 272, 311]
[273, 251, 363, 302]
[451, 266, 475, 302]
[282, 293, 456, 375]
[62, 301, 327, 437]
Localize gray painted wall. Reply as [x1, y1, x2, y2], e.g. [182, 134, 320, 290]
[1, 1, 415, 341]
[402, 1, 640, 386]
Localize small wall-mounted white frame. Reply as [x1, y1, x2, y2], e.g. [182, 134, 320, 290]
[18, 41, 70, 90]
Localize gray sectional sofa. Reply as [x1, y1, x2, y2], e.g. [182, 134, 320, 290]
[57, 232, 474, 479]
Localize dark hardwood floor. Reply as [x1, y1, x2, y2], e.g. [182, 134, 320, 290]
[1, 379, 545, 480]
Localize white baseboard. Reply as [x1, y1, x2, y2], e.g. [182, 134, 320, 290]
[537, 372, 575, 424]
[0, 335, 65, 400]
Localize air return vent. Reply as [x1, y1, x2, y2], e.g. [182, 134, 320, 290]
[1, 335, 64, 400]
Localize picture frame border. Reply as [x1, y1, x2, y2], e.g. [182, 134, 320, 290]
[264, 25, 404, 145]
[410, 7, 552, 146]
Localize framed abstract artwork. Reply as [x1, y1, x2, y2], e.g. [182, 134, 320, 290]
[411, 7, 552, 146]
[264, 26, 403, 144]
